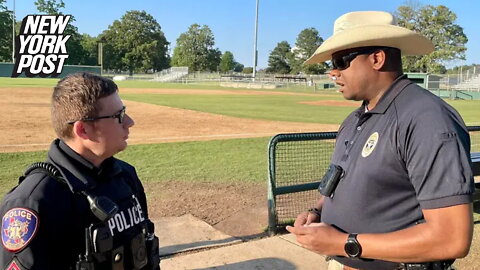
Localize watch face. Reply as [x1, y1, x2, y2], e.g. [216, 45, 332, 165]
[345, 240, 361, 257]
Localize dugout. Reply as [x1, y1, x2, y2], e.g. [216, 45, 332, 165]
[405, 73, 441, 89]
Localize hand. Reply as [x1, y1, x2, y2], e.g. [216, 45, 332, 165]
[293, 211, 320, 227]
[286, 222, 346, 256]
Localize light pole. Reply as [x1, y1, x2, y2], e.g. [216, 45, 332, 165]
[12, 0, 15, 63]
[98, 42, 103, 75]
[252, 0, 259, 81]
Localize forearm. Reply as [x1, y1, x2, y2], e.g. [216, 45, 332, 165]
[356, 204, 473, 262]
[293, 204, 474, 262]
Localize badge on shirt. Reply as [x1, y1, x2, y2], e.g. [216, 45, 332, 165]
[362, 132, 379, 158]
[2, 208, 39, 252]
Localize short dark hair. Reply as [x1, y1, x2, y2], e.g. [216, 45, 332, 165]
[51, 72, 118, 139]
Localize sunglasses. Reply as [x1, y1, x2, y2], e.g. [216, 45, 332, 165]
[331, 47, 388, 71]
[67, 106, 126, 125]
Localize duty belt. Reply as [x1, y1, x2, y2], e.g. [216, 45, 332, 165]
[398, 260, 454, 270]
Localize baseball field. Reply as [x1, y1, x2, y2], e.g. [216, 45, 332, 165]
[1, 77, 479, 267]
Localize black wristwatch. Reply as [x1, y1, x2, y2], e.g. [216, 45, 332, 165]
[344, 233, 362, 258]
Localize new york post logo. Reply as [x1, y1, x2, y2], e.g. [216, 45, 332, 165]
[12, 15, 71, 78]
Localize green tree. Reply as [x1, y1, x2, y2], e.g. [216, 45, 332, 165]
[34, 0, 88, 65]
[80, 34, 98, 66]
[100, 10, 170, 74]
[233, 62, 244, 72]
[171, 24, 221, 72]
[0, 0, 13, 62]
[292, 28, 327, 74]
[267, 41, 292, 74]
[219, 51, 235, 72]
[395, 4, 467, 73]
[34, 0, 65, 14]
[242, 67, 253, 74]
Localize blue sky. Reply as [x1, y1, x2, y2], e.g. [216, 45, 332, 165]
[10, 0, 480, 69]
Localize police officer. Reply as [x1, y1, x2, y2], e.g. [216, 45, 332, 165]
[0, 73, 160, 270]
[287, 11, 474, 270]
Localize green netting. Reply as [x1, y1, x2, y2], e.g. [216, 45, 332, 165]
[267, 132, 336, 233]
[469, 127, 480, 152]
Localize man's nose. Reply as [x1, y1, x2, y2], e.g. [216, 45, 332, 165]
[124, 114, 134, 128]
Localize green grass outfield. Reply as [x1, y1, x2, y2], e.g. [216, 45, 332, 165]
[122, 93, 353, 124]
[121, 92, 480, 125]
[0, 77, 320, 93]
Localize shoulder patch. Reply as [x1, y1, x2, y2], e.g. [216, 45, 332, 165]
[6, 259, 23, 270]
[2, 208, 39, 252]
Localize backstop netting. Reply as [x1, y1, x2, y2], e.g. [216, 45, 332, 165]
[267, 132, 336, 234]
[470, 126, 480, 152]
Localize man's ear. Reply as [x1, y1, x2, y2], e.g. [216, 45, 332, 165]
[371, 50, 387, 71]
[72, 121, 91, 140]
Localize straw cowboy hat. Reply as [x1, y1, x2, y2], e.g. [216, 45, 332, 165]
[305, 11, 434, 64]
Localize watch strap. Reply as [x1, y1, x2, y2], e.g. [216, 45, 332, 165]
[345, 233, 362, 258]
[307, 207, 321, 216]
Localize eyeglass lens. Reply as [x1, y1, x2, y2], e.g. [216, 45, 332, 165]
[331, 47, 387, 71]
[332, 53, 358, 70]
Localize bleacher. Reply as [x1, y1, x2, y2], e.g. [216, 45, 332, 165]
[274, 75, 307, 83]
[152, 67, 189, 82]
[452, 74, 480, 91]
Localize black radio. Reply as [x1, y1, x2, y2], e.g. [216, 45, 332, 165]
[318, 164, 344, 198]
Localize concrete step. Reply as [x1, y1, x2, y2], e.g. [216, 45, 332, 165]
[154, 214, 328, 270]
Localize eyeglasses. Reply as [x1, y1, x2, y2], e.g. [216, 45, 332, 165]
[68, 106, 126, 125]
[331, 47, 388, 71]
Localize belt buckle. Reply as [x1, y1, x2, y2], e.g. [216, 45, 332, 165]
[402, 263, 430, 270]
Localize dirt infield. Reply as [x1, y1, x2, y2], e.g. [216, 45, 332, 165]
[0, 87, 339, 153]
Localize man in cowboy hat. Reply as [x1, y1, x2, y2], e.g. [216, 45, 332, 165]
[287, 11, 474, 270]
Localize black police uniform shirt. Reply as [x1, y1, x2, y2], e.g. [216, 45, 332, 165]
[0, 139, 150, 270]
[321, 75, 474, 270]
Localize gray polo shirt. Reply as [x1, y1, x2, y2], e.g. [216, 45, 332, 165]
[322, 75, 474, 270]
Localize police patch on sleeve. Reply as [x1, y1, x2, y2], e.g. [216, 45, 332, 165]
[362, 132, 379, 158]
[2, 208, 39, 252]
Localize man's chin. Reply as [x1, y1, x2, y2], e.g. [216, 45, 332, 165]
[342, 93, 354, 100]
[115, 143, 128, 154]
[342, 93, 360, 101]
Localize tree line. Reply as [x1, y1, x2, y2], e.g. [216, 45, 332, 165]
[0, 0, 471, 74]
[267, 4, 469, 75]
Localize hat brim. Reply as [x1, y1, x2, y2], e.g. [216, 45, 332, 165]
[305, 25, 434, 65]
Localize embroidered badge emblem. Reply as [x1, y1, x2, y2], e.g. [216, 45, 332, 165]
[2, 208, 39, 252]
[362, 132, 379, 158]
[6, 259, 22, 270]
